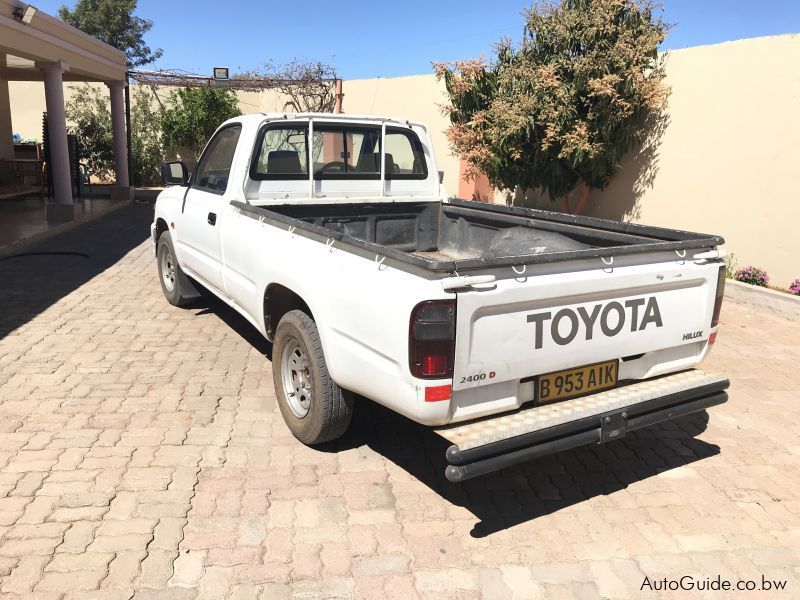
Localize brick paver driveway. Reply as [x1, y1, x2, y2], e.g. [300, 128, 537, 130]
[1, 204, 798, 599]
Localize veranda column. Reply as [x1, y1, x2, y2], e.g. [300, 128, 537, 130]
[39, 61, 73, 221]
[0, 56, 14, 161]
[107, 80, 131, 198]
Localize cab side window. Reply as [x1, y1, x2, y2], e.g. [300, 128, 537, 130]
[251, 125, 309, 180]
[384, 128, 427, 179]
[193, 125, 242, 194]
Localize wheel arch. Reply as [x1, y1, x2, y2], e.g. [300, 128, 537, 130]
[154, 217, 169, 243]
[263, 282, 315, 342]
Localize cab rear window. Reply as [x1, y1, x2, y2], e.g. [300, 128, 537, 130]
[250, 122, 427, 181]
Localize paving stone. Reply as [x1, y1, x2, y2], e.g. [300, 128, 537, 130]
[48, 506, 109, 523]
[95, 517, 157, 537]
[352, 554, 410, 577]
[291, 577, 355, 599]
[152, 516, 187, 551]
[103, 550, 147, 590]
[0, 206, 797, 595]
[415, 568, 478, 593]
[35, 568, 107, 591]
[90, 533, 153, 552]
[0, 556, 49, 594]
[0, 555, 17, 577]
[45, 551, 114, 573]
[56, 521, 98, 553]
[4, 522, 69, 539]
[138, 549, 176, 588]
[0, 537, 62, 557]
[171, 550, 205, 587]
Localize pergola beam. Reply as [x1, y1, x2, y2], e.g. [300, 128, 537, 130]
[128, 69, 338, 91]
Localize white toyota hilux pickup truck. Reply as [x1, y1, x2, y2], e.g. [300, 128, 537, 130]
[152, 113, 729, 482]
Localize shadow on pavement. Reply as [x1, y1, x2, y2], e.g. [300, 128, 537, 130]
[330, 400, 718, 537]
[192, 292, 273, 361]
[0, 203, 152, 341]
[190, 265, 720, 538]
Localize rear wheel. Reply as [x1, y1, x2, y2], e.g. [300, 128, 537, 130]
[272, 310, 353, 444]
[157, 232, 194, 307]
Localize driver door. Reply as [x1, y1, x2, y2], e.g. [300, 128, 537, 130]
[177, 124, 241, 292]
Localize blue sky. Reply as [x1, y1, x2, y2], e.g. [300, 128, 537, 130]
[37, 0, 800, 78]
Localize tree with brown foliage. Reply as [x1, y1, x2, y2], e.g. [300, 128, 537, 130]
[436, 0, 670, 214]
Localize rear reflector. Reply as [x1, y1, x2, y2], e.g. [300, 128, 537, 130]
[711, 265, 726, 328]
[425, 385, 452, 402]
[709, 331, 717, 346]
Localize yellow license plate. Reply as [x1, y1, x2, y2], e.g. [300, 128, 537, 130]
[536, 360, 618, 404]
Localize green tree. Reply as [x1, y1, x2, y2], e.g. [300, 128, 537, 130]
[65, 86, 114, 179]
[160, 87, 242, 161]
[58, 0, 162, 67]
[129, 86, 164, 185]
[436, 0, 670, 213]
[65, 84, 164, 185]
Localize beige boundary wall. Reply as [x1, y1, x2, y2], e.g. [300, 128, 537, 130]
[8, 34, 799, 284]
[516, 34, 800, 289]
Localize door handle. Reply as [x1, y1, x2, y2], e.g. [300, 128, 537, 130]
[207, 212, 217, 226]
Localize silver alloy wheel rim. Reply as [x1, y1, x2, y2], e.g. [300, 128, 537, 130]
[281, 338, 312, 418]
[161, 247, 176, 293]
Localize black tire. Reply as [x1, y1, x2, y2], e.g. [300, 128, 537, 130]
[272, 310, 353, 444]
[157, 232, 195, 307]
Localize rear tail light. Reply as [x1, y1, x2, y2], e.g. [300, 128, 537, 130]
[409, 300, 455, 379]
[711, 265, 726, 328]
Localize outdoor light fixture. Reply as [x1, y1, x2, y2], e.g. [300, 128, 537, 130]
[12, 4, 37, 25]
[213, 67, 229, 80]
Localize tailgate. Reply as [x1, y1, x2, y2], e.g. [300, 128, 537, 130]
[452, 259, 718, 391]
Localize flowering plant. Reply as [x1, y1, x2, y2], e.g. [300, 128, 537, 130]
[790, 279, 800, 295]
[734, 266, 769, 287]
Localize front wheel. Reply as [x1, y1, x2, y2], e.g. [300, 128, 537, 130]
[272, 310, 353, 444]
[157, 232, 195, 307]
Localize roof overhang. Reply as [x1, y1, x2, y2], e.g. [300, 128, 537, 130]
[0, 0, 127, 82]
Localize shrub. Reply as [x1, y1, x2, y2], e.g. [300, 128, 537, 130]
[161, 87, 241, 162]
[724, 252, 738, 279]
[66, 83, 164, 185]
[435, 0, 670, 213]
[734, 266, 769, 287]
[789, 279, 800, 295]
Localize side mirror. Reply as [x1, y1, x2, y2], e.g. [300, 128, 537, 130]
[162, 161, 189, 186]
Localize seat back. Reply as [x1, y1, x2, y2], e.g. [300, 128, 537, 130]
[356, 153, 394, 174]
[267, 150, 302, 174]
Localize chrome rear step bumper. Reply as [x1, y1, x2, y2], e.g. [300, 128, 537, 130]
[435, 370, 729, 482]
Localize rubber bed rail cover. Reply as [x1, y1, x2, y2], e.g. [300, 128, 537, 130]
[435, 369, 728, 451]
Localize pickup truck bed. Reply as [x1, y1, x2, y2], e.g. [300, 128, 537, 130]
[232, 198, 725, 273]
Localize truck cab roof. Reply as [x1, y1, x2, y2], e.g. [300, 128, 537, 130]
[222, 112, 430, 132]
[220, 113, 444, 205]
